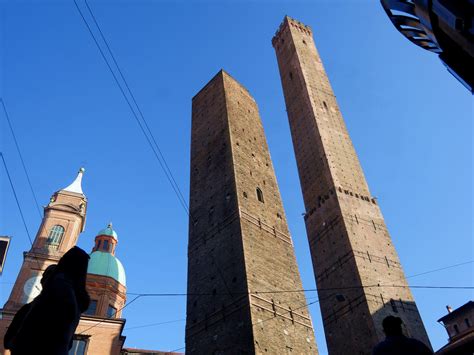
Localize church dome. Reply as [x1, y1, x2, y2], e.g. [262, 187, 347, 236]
[97, 223, 118, 241]
[87, 251, 126, 286]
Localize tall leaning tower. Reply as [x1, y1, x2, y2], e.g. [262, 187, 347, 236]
[186, 70, 317, 354]
[272, 17, 431, 354]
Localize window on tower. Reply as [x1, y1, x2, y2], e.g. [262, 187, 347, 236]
[107, 305, 117, 318]
[390, 299, 398, 313]
[256, 188, 264, 203]
[46, 225, 65, 246]
[84, 300, 97, 316]
[69, 336, 88, 355]
[102, 240, 109, 252]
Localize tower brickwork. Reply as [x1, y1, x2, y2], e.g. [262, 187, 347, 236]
[3, 169, 87, 311]
[0, 169, 88, 354]
[272, 17, 431, 354]
[186, 70, 317, 354]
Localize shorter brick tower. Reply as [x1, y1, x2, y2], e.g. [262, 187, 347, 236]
[186, 70, 317, 354]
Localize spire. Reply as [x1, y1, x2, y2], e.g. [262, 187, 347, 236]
[62, 167, 85, 194]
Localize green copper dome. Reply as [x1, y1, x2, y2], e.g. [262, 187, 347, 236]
[97, 223, 118, 241]
[87, 251, 126, 286]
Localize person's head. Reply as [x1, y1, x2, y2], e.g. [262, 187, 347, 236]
[382, 316, 403, 336]
[56, 246, 90, 280]
[56, 246, 91, 312]
[40, 264, 57, 288]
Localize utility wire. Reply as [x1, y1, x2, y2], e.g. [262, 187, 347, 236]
[406, 260, 474, 279]
[1, 153, 45, 275]
[124, 318, 185, 331]
[122, 295, 320, 332]
[125, 259, 474, 297]
[82, 0, 190, 216]
[1, 153, 34, 246]
[170, 346, 185, 353]
[1, 99, 42, 219]
[72, 0, 191, 219]
[125, 284, 473, 298]
[79, 294, 142, 335]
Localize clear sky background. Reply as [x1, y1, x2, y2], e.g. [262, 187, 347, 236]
[0, 1, 472, 353]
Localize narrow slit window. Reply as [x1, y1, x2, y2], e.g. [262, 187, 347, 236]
[390, 299, 398, 313]
[256, 188, 264, 203]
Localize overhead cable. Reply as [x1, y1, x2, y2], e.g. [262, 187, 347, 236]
[1, 99, 42, 219]
[125, 284, 473, 298]
[1, 152, 34, 246]
[72, 0, 191, 218]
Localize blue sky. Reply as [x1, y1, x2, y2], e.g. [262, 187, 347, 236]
[0, 1, 472, 353]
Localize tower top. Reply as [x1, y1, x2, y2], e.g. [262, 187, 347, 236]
[88, 223, 126, 285]
[62, 167, 85, 195]
[97, 222, 118, 241]
[192, 69, 254, 102]
[272, 16, 313, 47]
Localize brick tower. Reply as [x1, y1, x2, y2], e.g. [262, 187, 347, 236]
[272, 17, 431, 354]
[3, 168, 87, 311]
[0, 170, 128, 354]
[186, 70, 317, 354]
[0, 168, 87, 353]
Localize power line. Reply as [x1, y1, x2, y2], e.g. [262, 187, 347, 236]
[78, 294, 142, 335]
[0, 152, 46, 274]
[407, 260, 474, 279]
[125, 284, 473, 298]
[1, 99, 42, 219]
[1, 153, 34, 246]
[124, 318, 185, 331]
[72, 0, 191, 219]
[125, 258, 474, 297]
[170, 346, 185, 353]
[82, 0, 190, 217]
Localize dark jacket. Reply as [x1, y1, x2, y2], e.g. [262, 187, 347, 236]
[6, 247, 90, 355]
[373, 335, 433, 355]
[3, 302, 32, 350]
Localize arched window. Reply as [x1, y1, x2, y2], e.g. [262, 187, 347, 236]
[102, 240, 109, 252]
[46, 225, 64, 245]
[256, 188, 264, 203]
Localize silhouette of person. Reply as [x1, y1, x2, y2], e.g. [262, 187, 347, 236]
[4, 246, 90, 355]
[373, 316, 433, 355]
[4, 264, 57, 351]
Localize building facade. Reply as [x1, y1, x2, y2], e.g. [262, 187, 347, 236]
[186, 70, 317, 354]
[436, 301, 474, 355]
[381, 0, 474, 93]
[272, 16, 431, 354]
[0, 170, 127, 354]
